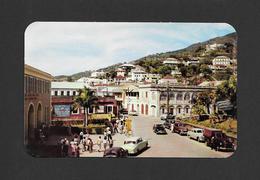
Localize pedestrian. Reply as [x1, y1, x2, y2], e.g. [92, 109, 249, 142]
[79, 131, 84, 144]
[82, 137, 87, 152]
[107, 129, 112, 141]
[97, 136, 102, 152]
[114, 123, 118, 134]
[104, 130, 107, 139]
[70, 141, 76, 157]
[109, 139, 113, 148]
[75, 143, 80, 157]
[88, 138, 93, 153]
[63, 138, 69, 157]
[170, 123, 174, 133]
[103, 137, 107, 151]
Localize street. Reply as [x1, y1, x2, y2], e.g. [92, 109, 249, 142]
[131, 115, 233, 158]
[78, 115, 233, 158]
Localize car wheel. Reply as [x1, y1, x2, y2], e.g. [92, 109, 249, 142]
[196, 137, 199, 141]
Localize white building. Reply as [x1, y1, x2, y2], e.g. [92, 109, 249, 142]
[145, 73, 161, 83]
[206, 43, 225, 51]
[76, 77, 107, 86]
[158, 75, 178, 84]
[51, 82, 91, 96]
[131, 69, 148, 82]
[212, 56, 231, 66]
[163, 57, 183, 66]
[91, 71, 105, 78]
[136, 84, 216, 117]
[185, 59, 200, 66]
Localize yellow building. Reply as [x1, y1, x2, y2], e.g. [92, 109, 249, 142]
[24, 64, 53, 145]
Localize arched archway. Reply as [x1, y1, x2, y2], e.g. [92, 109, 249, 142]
[141, 104, 144, 114]
[28, 104, 35, 140]
[176, 105, 182, 115]
[36, 103, 42, 128]
[176, 93, 183, 101]
[184, 105, 190, 114]
[184, 93, 190, 101]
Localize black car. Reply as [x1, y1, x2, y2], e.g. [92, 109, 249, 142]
[103, 147, 128, 157]
[153, 124, 167, 135]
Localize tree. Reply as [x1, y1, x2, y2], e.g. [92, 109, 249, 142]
[73, 86, 98, 129]
[179, 66, 188, 77]
[192, 104, 206, 115]
[67, 76, 73, 82]
[192, 91, 216, 114]
[157, 65, 172, 76]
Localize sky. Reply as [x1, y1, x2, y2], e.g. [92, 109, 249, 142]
[25, 22, 236, 76]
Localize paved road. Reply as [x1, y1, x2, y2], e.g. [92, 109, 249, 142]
[131, 115, 233, 158]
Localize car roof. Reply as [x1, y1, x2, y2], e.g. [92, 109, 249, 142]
[125, 136, 141, 141]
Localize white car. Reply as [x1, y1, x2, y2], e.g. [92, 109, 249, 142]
[128, 110, 138, 116]
[121, 137, 148, 155]
[187, 128, 205, 142]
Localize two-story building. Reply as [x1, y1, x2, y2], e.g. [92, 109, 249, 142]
[24, 64, 53, 144]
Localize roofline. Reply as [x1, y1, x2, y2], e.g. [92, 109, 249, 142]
[24, 64, 53, 81]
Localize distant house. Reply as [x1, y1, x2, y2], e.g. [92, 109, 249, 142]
[131, 69, 148, 82]
[158, 75, 178, 84]
[212, 56, 231, 67]
[185, 59, 200, 66]
[116, 68, 126, 77]
[206, 43, 225, 51]
[91, 71, 105, 78]
[163, 57, 183, 66]
[77, 77, 107, 86]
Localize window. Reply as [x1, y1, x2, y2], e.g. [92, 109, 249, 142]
[73, 91, 76, 96]
[61, 91, 64, 96]
[146, 92, 148, 98]
[54, 91, 58, 96]
[67, 91, 70, 96]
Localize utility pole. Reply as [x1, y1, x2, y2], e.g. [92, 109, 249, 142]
[167, 81, 170, 116]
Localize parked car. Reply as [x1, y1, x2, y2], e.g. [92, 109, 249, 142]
[160, 114, 174, 121]
[173, 122, 188, 135]
[187, 128, 205, 142]
[103, 147, 128, 158]
[121, 137, 148, 155]
[153, 125, 167, 135]
[128, 110, 138, 116]
[203, 128, 234, 151]
[153, 124, 164, 131]
[163, 119, 175, 129]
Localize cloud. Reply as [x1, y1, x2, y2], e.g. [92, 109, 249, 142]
[25, 22, 235, 76]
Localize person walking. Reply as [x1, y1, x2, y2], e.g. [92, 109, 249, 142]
[79, 131, 84, 144]
[82, 137, 87, 152]
[88, 138, 93, 153]
[107, 129, 112, 141]
[109, 139, 113, 148]
[170, 123, 174, 133]
[75, 143, 80, 157]
[70, 141, 76, 157]
[103, 137, 107, 151]
[97, 136, 102, 152]
[63, 138, 69, 157]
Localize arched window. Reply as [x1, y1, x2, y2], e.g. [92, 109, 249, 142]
[184, 93, 190, 101]
[176, 93, 183, 101]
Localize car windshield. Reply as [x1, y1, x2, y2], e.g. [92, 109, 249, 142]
[125, 141, 136, 144]
[157, 127, 165, 130]
[197, 130, 202, 133]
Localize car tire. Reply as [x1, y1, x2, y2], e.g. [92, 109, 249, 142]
[196, 137, 199, 141]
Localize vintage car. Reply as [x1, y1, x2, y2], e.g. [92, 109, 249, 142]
[153, 124, 167, 135]
[160, 114, 175, 121]
[103, 147, 128, 158]
[203, 128, 234, 151]
[121, 137, 148, 155]
[187, 128, 205, 142]
[173, 122, 188, 135]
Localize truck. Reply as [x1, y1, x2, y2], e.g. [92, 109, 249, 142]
[203, 128, 234, 151]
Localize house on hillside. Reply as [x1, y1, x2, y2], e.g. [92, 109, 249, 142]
[163, 57, 183, 66]
[158, 75, 178, 84]
[212, 56, 231, 66]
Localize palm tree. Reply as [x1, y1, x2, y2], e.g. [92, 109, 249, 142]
[73, 86, 98, 129]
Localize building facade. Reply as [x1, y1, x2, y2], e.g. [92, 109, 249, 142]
[24, 64, 53, 145]
[124, 84, 215, 117]
[212, 56, 231, 66]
